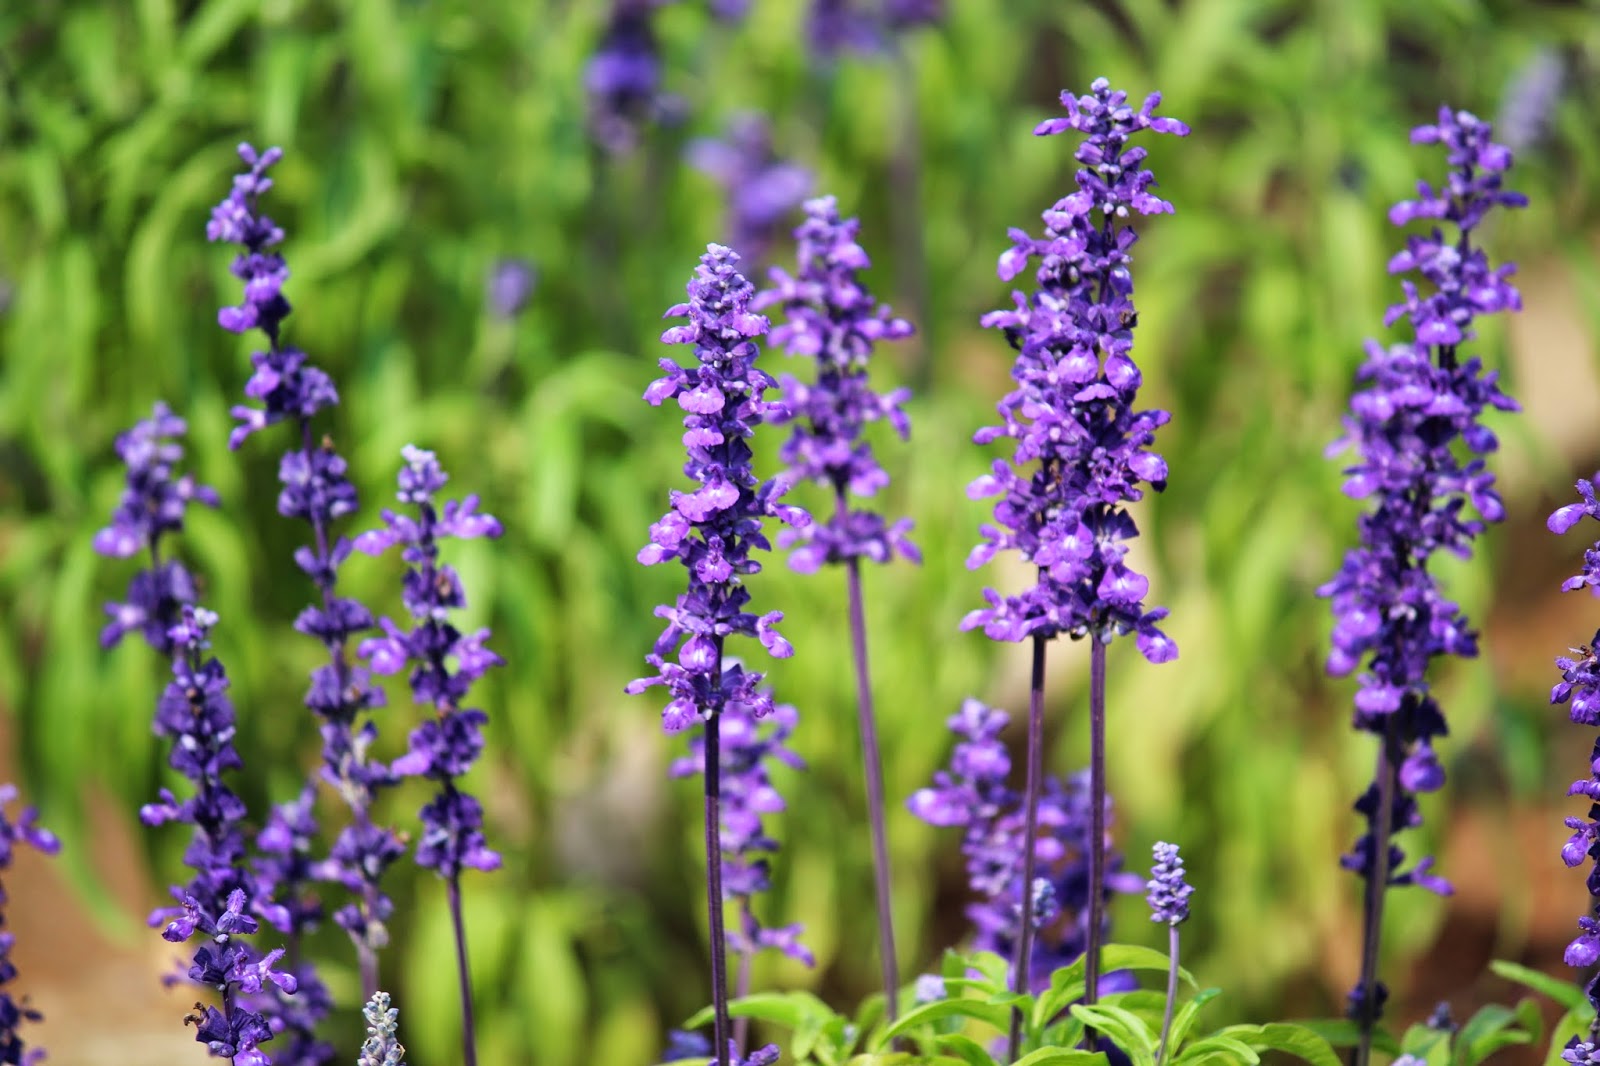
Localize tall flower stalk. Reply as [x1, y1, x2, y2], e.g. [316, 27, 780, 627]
[0, 785, 59, 1066]
[208, 142, 401, 1002]
[1147, 842, 1194, 1066]
[626, 245, 808, 1066]
[355, 446, 506, 1066]
[966, 78, 1184, 1058]
[1318, 108, 1523, 1066]
[756, 195, 915, 1018]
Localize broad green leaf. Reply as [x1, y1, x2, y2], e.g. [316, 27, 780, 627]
[1490, 962, 1588, 1012]
[1012, 1049, 1110, 1066]
[1214, 1023, 1343, 1066]
[1071, 1004, 1158, 1066]
[875, 998, 1014, 1048]
[1295, 1019, 1403, 1057]
[1168, 988, 1225, 1052]
[1036, 946, 1196, 1030]
[683, 991, 838, 1033]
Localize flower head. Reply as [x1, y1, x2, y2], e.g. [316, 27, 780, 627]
[627, 245, 809, 731]
[586, 0, 680, 153]
[357, 991, 407, 1066]
[755, 196, 917, 572]
[1146, 841, 1193, 926]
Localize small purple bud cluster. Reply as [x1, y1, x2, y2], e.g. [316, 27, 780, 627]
[0, 785, 59, 1066]
[965, 78, 1185, 662]
[756, 195, 918, 572]
[208, 142, 400, 982]
[626, 244, 809, 730]
[93, 403, 218, 653]
[146, 608, 298, 1065]
[1146, 841, 1192, 926]
[1547, 477, 1600, 999]
[670, 702, 813, 965]
[908, 699, 1141, 991]
[586, 0, 679, 153]
[1319, 108, 1524, 1019]
[357, 992, 407, 1066]
[688, 115, 813, 267]
[356, 445, 506, 880]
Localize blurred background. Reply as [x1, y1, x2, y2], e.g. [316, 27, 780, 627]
[2, 0, 1599, 1063]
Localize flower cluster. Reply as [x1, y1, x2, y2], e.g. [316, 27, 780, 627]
[357, 992, 407, 1066]
[756, 195, 917, 571]
[144, 608, 298, 1065]
[669, 701, 813, 965]
[964, 77, 1185, 663]
[688, 115, 813, 267]
[93, 402, 217, 652]
[908, 699, 1141, 990]
[0, 785, 59, 1066]
[626, 244, 809, 730]
[1547, 477, 1600, 999]
[1146, 841, 1192, 926]
[586, 0, 679, 153]
[356, 445, 506, 880]
[208, 142, 400, 988]
[806, 0, 945, 57]
[1318, 108, 1524, 1020]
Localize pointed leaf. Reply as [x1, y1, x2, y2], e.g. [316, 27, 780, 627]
[1215, 1024, 1342, 1066]
[1490, 962, 1588, 1013]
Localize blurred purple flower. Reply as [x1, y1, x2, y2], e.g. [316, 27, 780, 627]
[486, 259, 538, 320]
[688, 115, 812, 266]
[808, 0, 944, 57]
[755, 196, 917, 571]
[1497, 48, 1565, 155]
[587, 0, 680, 153]
[0, 785, 58, 1066]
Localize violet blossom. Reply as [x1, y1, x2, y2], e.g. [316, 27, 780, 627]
[688, 115, 812, 267]
[908, 699, 1142, 992]
[586, 0, 679, 153]
[0, 784, 59, 1066]
[208, 141, 400, 1003]
[1319, 107, 1523, 1039]
[1146, 841, 1192, 927]
[756, 195, 917, 572]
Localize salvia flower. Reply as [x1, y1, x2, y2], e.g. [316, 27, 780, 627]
[669, 701, 813, 965]
[964, 77, 1186, 662]
[907, 699, 1142, 991]
[1548, 476, 1600, 1009]
[208, 142, 399, 991]
[755, 195, 918, 572]
[806, 0, 943, 57]
[586, 0, 679, 153]
[1496, 49, 1565, 156]
[356, 445, 506, 880]
[93, 402, 217, 653]
[1146, 841, 1192, 926]
[0, 785, 59, 1066]
[145, 608, 297, 1065]
[625, 244, 809, 731]
[1319, 108, 1524, 1023]
[357, 992, 407, 1066]
[688, 115, 813, 267]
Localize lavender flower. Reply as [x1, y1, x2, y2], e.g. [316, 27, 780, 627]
[93, 402, 217, 653]
[669, 702, 813, 966]
[1548, 476, 1600, 1010]
[0, 785, 59, 1066]
[1148, 842, 1192, 1066]
[908, 699, 1142, 992]
[756, 195, 917, 572]
[1497, 49, 1565, 155]
[357, 992, 407, 1066]
[144, 608, 298, 1065]
[1320, 108, 1523, 1044]
[688, 115, 813, 267]
[627, 244, 808, 1066]
[208, 141, 398, 1002]
[486, 258, 538, 320]
[356, 445, 505, 881]
[586, 0, 679, 153]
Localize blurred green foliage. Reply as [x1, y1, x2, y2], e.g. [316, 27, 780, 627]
[2, 0, 1599, 1063]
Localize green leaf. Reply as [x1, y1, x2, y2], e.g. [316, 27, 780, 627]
[1178, 1036, 1260, 1066]
[1035, 946, 1197, 1030]
[1294, 1020, 1402, 1058]
[1168, 989, 1225, 1051]
[875, 998, 1015, 1048]
[1490, 962, 1589, 1012]
[1214, 1024, 1343, 1066]
[925, 1033, 1000, 1066]
[683, 991, 837, 1034]
[1071, 1005, 1158, 1066]
[1012, 1049, 1110, 1066]
[1452, 1003, 1533, 1066]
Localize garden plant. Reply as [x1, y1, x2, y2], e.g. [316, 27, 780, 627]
[1, 3, 1599, 1066]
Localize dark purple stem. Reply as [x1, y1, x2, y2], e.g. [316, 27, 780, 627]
[706, 638, 732, 1066]
[841, 493, 900, 1021]
[1007, 634, 1047, 1061]
[1085, 637, 1107, 1044]
[1353, 719, 1400, 1066]
[447, 875, 479, 1066]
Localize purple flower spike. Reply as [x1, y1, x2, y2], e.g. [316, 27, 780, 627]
[586, 0, 681, 154]
[1322, 109, 1523, 1046]
[688, 115, 813, 267]
[628, 245, 810, 727]
[93, 403, 218, 653]
[1146, 842, 1192, 926]
[967, 77, 1185, 659]
[670, 701, 813, 966]
[908, 699, 1142, 992]
[209, 143, 394, 1026]
[0, 785, 59, 1066]
[806, 0, 944, 58]
[755, 195, 917, 572]
[356, 445, 506, 881]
